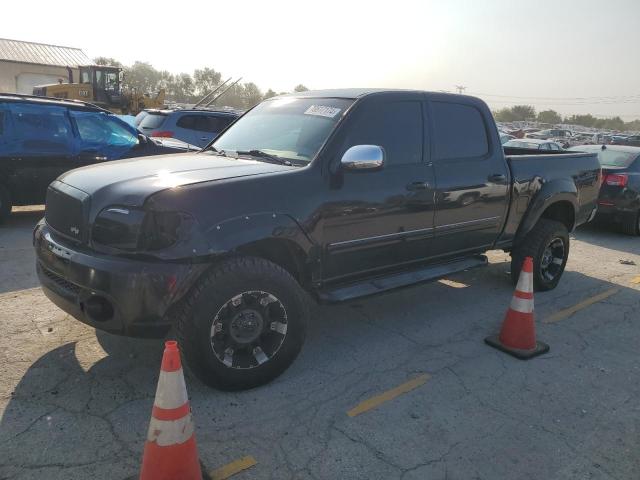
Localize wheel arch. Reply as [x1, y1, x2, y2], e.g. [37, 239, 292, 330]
[515, 179, 578, 244]
[202, 212, 318, 289]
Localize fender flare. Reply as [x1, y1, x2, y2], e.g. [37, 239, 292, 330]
[514, 178, 578, 244]
[203, 212, 316, 257]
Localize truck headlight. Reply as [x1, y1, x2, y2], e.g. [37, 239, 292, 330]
[92, 207, 186, 252]
[92, 207, 146, 250]
[138, 210, 184, 251]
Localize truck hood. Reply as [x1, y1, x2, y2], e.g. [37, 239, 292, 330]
[57, 152, 295, 208]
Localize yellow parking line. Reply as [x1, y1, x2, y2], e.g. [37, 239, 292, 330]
[347, 374, 431, 418]
[544, 288, 621, 324]
[438, 279, 469, 289]
[210, 456, 257, 480]
[631, 276, 640, 285]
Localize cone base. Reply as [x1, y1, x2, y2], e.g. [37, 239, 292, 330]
[484, 335, 549, 360]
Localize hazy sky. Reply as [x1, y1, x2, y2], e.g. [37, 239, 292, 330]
[3, 0, 640, 118]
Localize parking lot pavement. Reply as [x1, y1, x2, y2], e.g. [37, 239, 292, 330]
[1, 209, 639, 480]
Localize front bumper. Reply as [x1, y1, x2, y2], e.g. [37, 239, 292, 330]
[34, 222, 205, 338]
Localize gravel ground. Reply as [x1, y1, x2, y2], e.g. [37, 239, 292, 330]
[1, 207, 639, 480]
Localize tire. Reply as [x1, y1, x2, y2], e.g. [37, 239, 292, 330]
[174, 256, 309, 391]
[620, 210, 640, 236]
[0, 184, 11, 225]
[511, 219, 570, 292]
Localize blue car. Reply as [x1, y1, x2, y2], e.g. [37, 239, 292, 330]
[0, 93, 191, 222]
[135, 108, 240, 148]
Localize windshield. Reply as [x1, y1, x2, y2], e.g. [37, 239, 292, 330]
[212, 97, 353, 163]
[568, 146, 639, 167]
[598, 149, 637, 167]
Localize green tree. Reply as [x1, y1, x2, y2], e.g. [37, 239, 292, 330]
[565, 114, 597, 128]
[169, 73, 196, 103]
[494, 105, 536, 122]
[511, 105, 536, 121]
[193, 68, 222, 97]
[263, 88, 277, 100]
[93, 57, 122, 67]
[537, 110, 562, 124]
[293, 84, 309, 92]
[242, 82, 263, 108]
[122, 61, 161, 93]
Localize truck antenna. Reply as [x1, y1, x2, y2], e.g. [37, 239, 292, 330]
[193, 77, 232, 108]
[205, 77, 243, 107]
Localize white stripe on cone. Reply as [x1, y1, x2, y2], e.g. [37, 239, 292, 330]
[510, 295, 534, 313]
[146, 413, 195, 446]
[154, 368, 189, 410]
[515, 270, 533, 294]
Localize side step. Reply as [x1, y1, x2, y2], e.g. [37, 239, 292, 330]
[318, 255, 487, 303]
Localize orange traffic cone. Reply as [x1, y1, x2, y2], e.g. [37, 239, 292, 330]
[140, 341, 202, 480]
[485, 256, 549, 359]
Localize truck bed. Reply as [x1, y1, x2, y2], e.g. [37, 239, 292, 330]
[497, 148, 601, 245]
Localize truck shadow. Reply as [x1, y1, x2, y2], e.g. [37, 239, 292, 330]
[2, 257, 639, 478]
[574, 223, 640, 258]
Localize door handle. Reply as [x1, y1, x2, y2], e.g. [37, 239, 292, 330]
[407, 181, 429, 191]
[200, 136, 209, 141]
[488, 173, 506, 183]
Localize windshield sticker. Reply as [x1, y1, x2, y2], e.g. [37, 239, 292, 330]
[304, 105, 341, 118]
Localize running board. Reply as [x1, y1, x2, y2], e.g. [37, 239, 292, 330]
[318, 255, 488, 303]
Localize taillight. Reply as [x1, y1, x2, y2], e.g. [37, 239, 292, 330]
[603, 174, 628, 187]
[151, 130, 174, 138]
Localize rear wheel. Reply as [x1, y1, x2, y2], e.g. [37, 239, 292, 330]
[620, 210, 640, 236]
[511, 219, 570, 291]
[174, 256, 309, 391]
[0, 184, 11, 224]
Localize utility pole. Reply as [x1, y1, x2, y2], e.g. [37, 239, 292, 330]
[455, 85, 467, 94]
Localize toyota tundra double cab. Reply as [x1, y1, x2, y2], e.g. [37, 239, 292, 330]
[34, 89, 601, 390]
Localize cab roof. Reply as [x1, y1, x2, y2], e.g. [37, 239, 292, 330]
[277, 88, 477, 103]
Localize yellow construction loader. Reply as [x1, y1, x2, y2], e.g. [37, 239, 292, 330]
[32, 65, 165, 115]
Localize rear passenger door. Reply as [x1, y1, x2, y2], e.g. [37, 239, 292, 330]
[428, 99, 510, 260]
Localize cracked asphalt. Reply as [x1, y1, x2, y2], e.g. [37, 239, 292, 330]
[1, 207, 639, 480]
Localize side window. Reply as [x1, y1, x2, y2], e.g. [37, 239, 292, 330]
[176, 115, 197, 130]
[540, 143, 551, 150]
[343, 101, 423, 166]
[202, 116, 228, 133]
[70, 110, 137, 155]
[7, 103, 73, 156]
[432, 102, 488, 160]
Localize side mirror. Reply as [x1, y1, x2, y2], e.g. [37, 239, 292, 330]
[340, 145, 384, 172]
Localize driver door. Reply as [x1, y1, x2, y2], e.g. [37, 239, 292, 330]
[320, 94, 436, 282]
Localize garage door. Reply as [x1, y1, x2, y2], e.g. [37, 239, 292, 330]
[16, 73, 64, 94]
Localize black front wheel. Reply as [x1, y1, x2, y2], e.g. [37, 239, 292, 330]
[174, 257, 309, 390]
[511, 219, 570, 291]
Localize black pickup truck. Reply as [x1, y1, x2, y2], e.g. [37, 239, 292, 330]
[34, 89, 601, 390]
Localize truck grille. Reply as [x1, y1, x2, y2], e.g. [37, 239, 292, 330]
[45, 181, 90, 244]
[38, 262, 81, 295]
